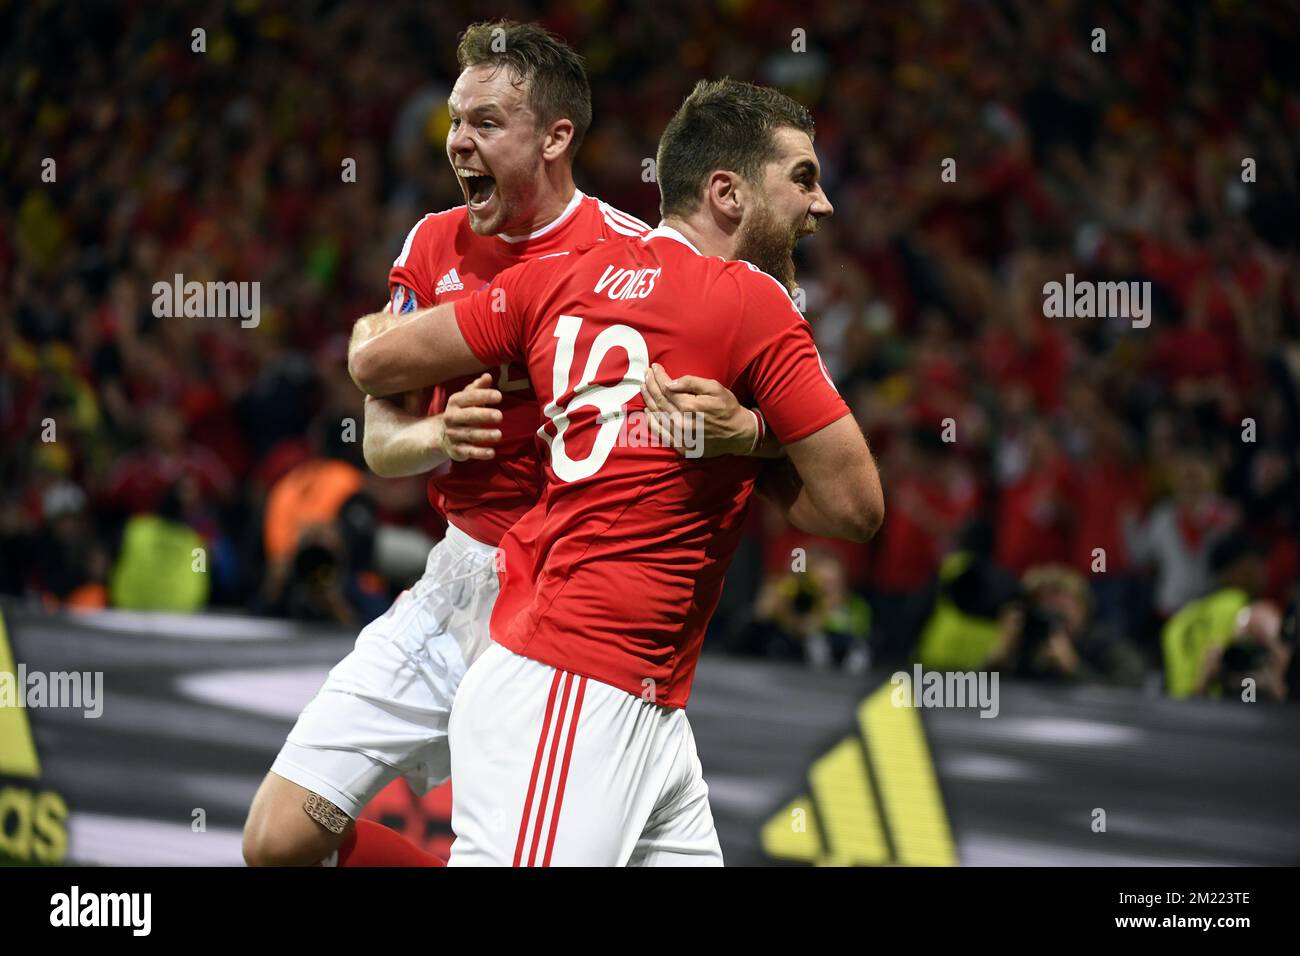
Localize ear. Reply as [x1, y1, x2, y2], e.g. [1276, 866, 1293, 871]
[540, 119, 575, 162]
[705, 170, 744, 225]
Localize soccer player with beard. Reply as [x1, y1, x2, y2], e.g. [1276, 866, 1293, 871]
[242, 21, 763, 868]
[348, 79, 885, 865]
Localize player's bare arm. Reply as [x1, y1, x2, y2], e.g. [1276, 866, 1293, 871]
[363, 397, 442, 477]
[363, 374, 503, 476]
[640, 362, 784, 458]
[771, 413, 884, 542]
[348, 303, 484, 397]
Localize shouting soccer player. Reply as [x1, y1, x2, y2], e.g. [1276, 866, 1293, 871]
[243, 22, 761, 867]
[348, 79, 885, 865]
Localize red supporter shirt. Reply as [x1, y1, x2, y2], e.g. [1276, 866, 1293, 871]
[1067, 458, 1146, 575]
[872, 473, 977, 593]
[454, 225, 851, 708]
[387, 191, 649, 545]
[995, 454, 1073, 575]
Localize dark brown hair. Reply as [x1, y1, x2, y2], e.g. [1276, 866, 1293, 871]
[456, 20, 592, 156]
[656, 78, 815, 217]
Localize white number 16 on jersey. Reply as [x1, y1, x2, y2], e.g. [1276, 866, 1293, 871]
[542, 314, 649, 482]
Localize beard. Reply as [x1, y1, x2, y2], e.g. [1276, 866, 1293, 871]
[735, 201, 815, 294]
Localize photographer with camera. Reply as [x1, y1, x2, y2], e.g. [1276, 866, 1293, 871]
[740, 549, 873, 674]
[991, 564, 1145, 686]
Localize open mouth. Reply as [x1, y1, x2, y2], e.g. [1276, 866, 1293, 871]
[457, 168, 496, 210]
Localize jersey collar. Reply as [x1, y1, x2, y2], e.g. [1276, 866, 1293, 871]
[496, 189, 585, 244]
[644, 223, 702, 256]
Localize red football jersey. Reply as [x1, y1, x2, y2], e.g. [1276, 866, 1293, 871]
[387, 191, 650, 545]
[455, 225, 850, 708]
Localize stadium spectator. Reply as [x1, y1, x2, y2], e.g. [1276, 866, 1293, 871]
[1161, 532, 1273, 699]
[1126, 447, 1239, 619]
[734, 549, 872, 674]
[1207, 618, 1291, 704]
[991, 564, 1146, 686]
[109, 478, 209, 612]
[912, 520, 1020, 672]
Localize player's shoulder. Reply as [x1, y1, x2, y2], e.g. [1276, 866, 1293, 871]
[504, 232, 649, 305]
[579, 193, 652, 239]
[393, 204, 467, 268]
[725, 260, 803, 316]
[536, 220, 647, 273]
[501, 247, 580, 291]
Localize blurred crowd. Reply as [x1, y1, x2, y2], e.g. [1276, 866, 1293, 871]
[3, 1, 1298, 700]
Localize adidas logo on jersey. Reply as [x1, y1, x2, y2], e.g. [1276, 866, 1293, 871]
[435, 268, 465, 294]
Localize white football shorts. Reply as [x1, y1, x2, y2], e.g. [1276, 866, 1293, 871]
[447, 642, 723, 866]
[270, 522, 499, 818]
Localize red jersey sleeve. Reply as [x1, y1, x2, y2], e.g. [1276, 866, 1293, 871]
[387, 213, 440, 312]
[732, 267, 850, 444]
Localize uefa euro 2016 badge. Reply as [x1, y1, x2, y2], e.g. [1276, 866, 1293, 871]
[391, 284, 418, 314]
